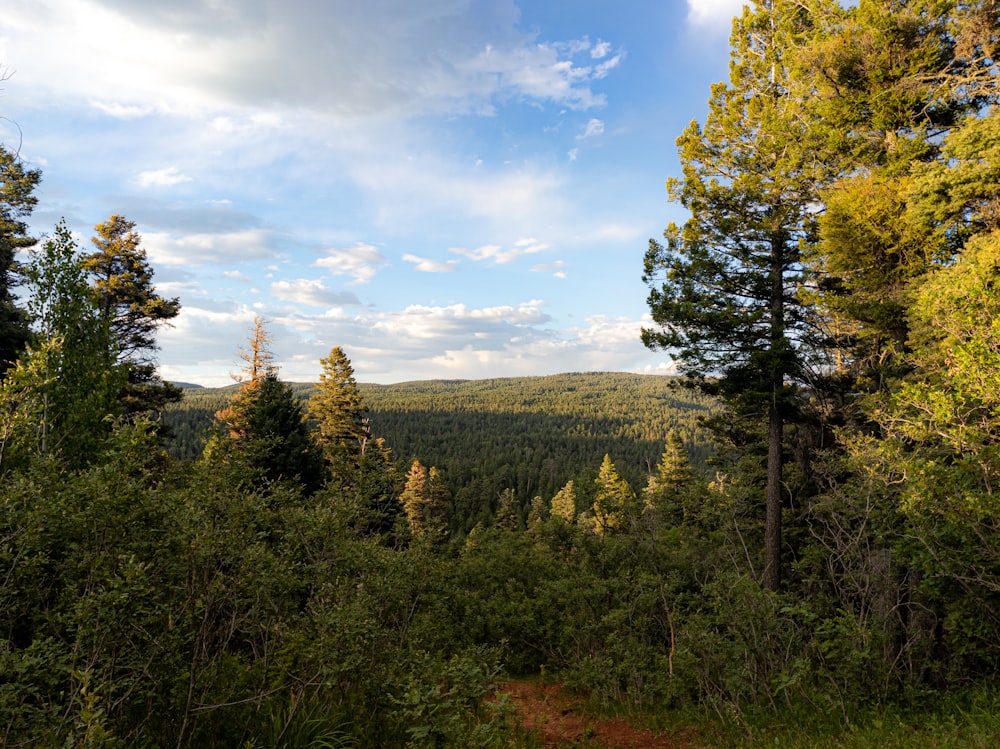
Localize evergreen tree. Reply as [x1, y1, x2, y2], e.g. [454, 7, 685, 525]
[347, 436, 402, 540]
[643, 430, 698, 526]
[307, 345, 370, 469]
[216, 316, 276, 438]
[82, 214, 181, 416]
[211, 319, 323, 493]
[242, 372, 325, 493]
[591, 454, 636, 536]
[642, 1, 836, 589]
[495, 487, 521, 531]
[549, 479, 577, 523]
[400, 460, 449, 538]
[0, 144, 40, 376]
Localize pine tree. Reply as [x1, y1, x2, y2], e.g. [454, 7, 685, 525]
[642, 1, 836, 589]
[216, 316, 276, 438]
[82, 214, 181, 416]
[400, 460, 449, 538]
[242, 372, 325, 493]
[307, 345, 370, 469]
[496, 487, 521, 531]
[0, 144, 40, 377]
[347, 436, 402, 540]
[643, 431, 698, 526]
[591, 454, 636, 536]
[549, 480, 577, 523]
[212, 318, 323, 493]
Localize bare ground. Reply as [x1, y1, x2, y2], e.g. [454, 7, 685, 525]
[502, 681, 705, 748]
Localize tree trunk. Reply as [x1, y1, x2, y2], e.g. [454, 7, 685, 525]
[764, 399, 782, 591]
[764, 236, 785, 592]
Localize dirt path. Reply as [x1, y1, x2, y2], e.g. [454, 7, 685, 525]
[502, 681, 703, 748]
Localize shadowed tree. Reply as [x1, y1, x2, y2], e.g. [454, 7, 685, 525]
[643, 430, 699, 526]
[83, 214, 181, 417]
[0, 144, 40, 377]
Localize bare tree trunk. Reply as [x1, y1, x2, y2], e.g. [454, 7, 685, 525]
[765, 400, 782, 591]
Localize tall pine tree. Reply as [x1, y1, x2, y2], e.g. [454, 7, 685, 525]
[642, 1, 837, 590]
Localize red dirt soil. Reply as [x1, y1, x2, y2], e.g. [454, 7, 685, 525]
[502, 681, 703, 748]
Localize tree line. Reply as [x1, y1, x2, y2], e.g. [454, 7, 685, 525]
[161, 371, 717, 533]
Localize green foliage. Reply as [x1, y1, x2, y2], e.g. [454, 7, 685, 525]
[0, 144, 40, 376]
[393, 646, 513, 748]
[162, 372, 717, 531]
[82, 214, 181, 418]
[308, 345, 369, 470]
[0, 222, 124, 472]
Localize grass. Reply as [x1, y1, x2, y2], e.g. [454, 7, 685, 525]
[686, 690, 1000, 749]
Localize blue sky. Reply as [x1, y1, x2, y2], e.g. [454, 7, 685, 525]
[1, 0, 745, 385]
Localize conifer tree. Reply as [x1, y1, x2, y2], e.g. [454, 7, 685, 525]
[242, 372, 325, 493]
[642, 1, 836, 589]
[307, 345, 370, 468]
[591, 454, 636, 536]
[82, 214, 181, 416]
[400, 460, 449, 538]
[496, 487, 521, 531]
[211, 318, 323, 492]
[549, 479, 577, 523]
[643, 430, 697, 526]
[0, 144, 40, 376]
[216, 316, 276, 439]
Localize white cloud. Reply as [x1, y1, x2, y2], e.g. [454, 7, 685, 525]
[314, 243, 386, 284]
[135, 166, 192, 188]
[450, 238, 550, 265]
[591, 40, 612, 59]
[90, 101, 152, 119]
[159, 297, 668, 386]
[686, 0, 747, 28]
[568, 148, 579, 162]
[350, 149, 567, 228]
[402, 254, 460, 273]
[5, 0, 620, 119]
[143, 228, 277, 266]
[578, 118, 605, 139]
[270, 278, 361, 307]
[531, 260, 567, 278]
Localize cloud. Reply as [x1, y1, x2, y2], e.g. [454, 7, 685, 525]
[135, 166, 192, 188]
[402, 254, 460, 273]
[6, 0, 620, 119]
[90, 101, 152, 119]
[270, 279, 361, 308]
[143, 228, 277, 266]
[450, 238, 551, 265]
[159, 297, 668, 387]
[591, 40, 612, 59]
[686, 0, 747, 28]
[314, 243, 386, 284]
[578, 118, 605, 139]
[531, 260, 567, 278]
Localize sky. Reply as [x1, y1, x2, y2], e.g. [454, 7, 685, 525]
[1, 0, 748, 386]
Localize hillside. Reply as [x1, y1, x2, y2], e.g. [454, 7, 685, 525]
[162, 372, 716, 529]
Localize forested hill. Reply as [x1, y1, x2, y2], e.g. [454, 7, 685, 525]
[163, 372, 716, 529]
